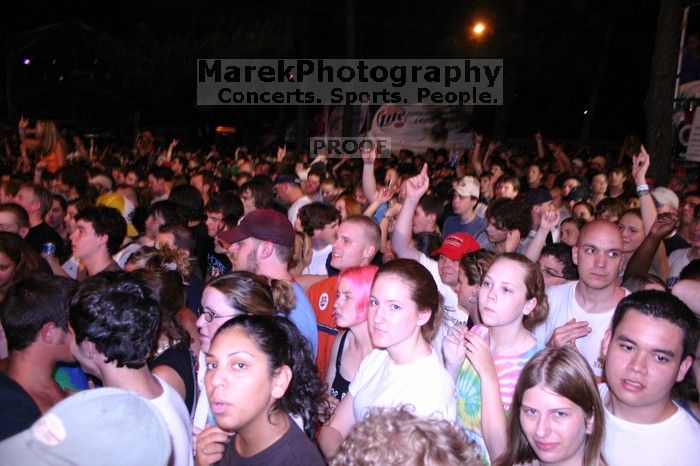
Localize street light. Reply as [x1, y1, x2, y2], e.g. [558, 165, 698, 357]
[473, 22, 486, 36]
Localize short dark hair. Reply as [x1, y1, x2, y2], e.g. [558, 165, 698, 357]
[240, 176, 274, 210]
[148, 166, 173, 182]
[206, 193, 244, 228]
[0, 203, 29, 229]
[51, 194, 68, 212]
[485, 198, 532, 237]
[168, 184, 204, 222]
[298, 203, 340, 237]
[69, 271, 161, 369]
[75, 206, 127, 255]
[159, 223, 195, 254]
[417, 194, 445, 219]
[540, 243, 578, 280]
[611, 290, 699, 360]
[148, 200, 183, 225]
[1, 275, 78, 351]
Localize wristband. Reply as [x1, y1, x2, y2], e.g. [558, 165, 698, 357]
[636, 183, 649, 193]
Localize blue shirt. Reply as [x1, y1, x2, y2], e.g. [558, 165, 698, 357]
[442, 215, 487, 239]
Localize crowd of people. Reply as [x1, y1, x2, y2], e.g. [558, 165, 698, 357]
[0, 119, 698, 466]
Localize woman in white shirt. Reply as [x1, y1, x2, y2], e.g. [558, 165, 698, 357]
[318, 258, 456, 459]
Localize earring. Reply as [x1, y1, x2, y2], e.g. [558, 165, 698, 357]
[468, 293, 478, 304]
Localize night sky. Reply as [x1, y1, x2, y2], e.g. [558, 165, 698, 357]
[0, 0, 662, 143]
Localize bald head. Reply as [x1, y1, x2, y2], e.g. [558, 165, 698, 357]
[578, 219, 622, 248]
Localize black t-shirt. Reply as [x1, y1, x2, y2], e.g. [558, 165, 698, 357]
[215, 419, 325, 466]
[149, 341, 197, 414]
[0, 371, 41, 441]
[25, 222, 67, 260]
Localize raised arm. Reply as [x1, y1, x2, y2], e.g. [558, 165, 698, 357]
[623, 211, 676, 281]
[535, 131, 545, 159]
[524, 208, 560, 261]
[361, 146, 378, 203]
[391, 164, 429, 261]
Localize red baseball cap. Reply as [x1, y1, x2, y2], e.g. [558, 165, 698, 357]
[431, 233, 480, 261]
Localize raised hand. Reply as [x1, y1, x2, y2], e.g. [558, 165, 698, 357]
[539, 208, 560, 232]
[195, 425, 233, 466]
[632, 145, 651, 184]
[361, 145, 376, 165]
[443, 325, 469, 368]
[276, 145, 287, 162]
[464, 331, 496, 378]
[547, 318, 591, 349]
[649, 211, 678, 240]
[404, 163, 430, 201]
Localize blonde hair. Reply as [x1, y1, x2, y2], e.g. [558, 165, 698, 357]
[331, 406, 482, 466]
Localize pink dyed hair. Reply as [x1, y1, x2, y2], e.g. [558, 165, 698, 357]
[337, 265, 379, 321]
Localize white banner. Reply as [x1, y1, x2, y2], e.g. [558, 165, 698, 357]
[366, 105, 472, 153]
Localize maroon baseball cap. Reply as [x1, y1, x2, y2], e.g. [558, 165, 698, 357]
[431, 233, 480, 261]
[217, 209, 295, 248]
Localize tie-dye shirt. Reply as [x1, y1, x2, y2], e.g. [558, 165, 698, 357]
[456, 340, 543, 465]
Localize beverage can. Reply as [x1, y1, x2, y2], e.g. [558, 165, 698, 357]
[42, 242, 56, 256]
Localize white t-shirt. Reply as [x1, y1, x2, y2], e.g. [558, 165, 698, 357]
[533, 281, 627, 377]
[349, 348, 456, 422]
[287, 195, 312, 226]
[151, 375, 194, 466]
[599, 384, 700, 466]
[667, 247, 692, 288]
[303, 244, 331, 275]
[417, 252, 468, 365]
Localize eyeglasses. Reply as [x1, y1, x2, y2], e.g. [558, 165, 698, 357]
[200, 309, 239, 323]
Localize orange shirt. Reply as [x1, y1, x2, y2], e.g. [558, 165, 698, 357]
[306, 276, 339, 381]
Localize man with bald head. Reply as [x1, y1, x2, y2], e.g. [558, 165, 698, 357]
[534, 219, 628, 377]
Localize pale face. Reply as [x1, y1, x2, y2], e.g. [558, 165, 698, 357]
[520, 384, 592, 466]
[64, 205, 79, 235]
[354, 186, 368, 207]
[456, 268, 479, 312]
[573, 222, 623, 290]
[592, 174, 608, 195]
[205, 211, 225, 238]
[550, 187, 563, 209]
[240, 189, 256, 215]
[205, 327, 283, 433]
[437, 255, 460, 287]
[452, 192, 474, 216]
[147, 175, 162, 196]
[0, 212, 21, 234]
[478, 259, 534, 331]
[196, 286, 243, 353]
[320, 183, 337, 204]
[368, 274, 429, 351]
[680, 195, 700, 225]
[562, 179, 580, 197]
[144, 212, 166, 240]
[45, 199, 66, 230]
[155, 232, 176, 250]
[333, 277, 367, 328]
[572, 204, 593, 222]
[527, 166, 543, 187]
[603, 310, 691, 421]
[490, 165, 504, 180]
[125, 172, 139, 187]
[412, 206, 434, 234]
[0, 251, 18, 291]
[70, 220, 106, 261]
[13, 187, 34, 215]
[316, 220, 339, 247]
[303, 174, 321, 196]
[618, 213, 644, 254]
[486, 217, 508, 245]
[334, 199, 347, 221]
[608, 171, 625, 189]
[538, 254, 568, 288]
[331, 222, 372, 270]
[497, 182, 518, 200]
[228, 237, 258, 273]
